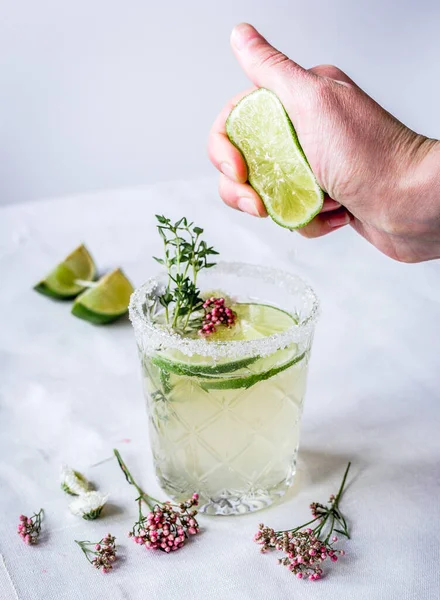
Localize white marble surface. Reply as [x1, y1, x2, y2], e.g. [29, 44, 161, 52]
[1, 178, 439, 600]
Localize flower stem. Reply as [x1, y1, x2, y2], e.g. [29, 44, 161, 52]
[33, 509, 44, 534]
[333, 461, 351, 539]
[334, 461, 351, 506]
[324, 513, 335, 544]
[278, 462, 351, 539]
[75, 540, 95, 563]
[277, 517, 319, 535]
[113, 449, 160, 509]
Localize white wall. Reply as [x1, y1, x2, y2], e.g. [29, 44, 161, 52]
[1, 0, 439, 206]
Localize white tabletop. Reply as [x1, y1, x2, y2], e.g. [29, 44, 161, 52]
[1, 177, 439, 600]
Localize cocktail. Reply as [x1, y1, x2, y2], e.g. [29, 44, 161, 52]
[129, 217, 318, 515]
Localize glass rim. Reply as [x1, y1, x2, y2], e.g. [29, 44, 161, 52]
[129, 261, 319, 359]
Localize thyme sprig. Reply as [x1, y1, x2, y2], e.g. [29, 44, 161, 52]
[153, 215, 218, 332]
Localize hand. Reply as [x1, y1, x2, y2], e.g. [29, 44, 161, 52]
[208, 23, 440, 263]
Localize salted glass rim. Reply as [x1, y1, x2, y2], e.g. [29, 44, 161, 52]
[129, 262, 319, 359]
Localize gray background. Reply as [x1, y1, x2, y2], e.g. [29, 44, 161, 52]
[1, 0, 439, 206]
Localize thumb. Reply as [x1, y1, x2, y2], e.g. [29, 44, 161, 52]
[230, 23, 311, 96]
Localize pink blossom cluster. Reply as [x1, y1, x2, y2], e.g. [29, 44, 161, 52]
[129, 493, 199, 553]
[17, 512, 42, 545]
[91, 534, 117, 573]
[309, 501, 327, 519]
[199, 297, 236, 336]
[254, 525, 345, 581]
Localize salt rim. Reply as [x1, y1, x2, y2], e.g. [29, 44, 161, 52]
[129, 262, 319, 359]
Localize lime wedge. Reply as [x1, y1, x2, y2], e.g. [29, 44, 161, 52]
[72, 268, 134, 324]
[34, 244, 96, 299]
[226, 88, 324, 229]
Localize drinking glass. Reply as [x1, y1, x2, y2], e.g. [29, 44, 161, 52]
[130, 262, 319, 515]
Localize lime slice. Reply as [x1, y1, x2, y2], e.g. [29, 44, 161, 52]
[71, 268, 134, 324]
[153, 302, 297, 378]
[207, 302, 295, 341]
[226, 88, 324, 229]
[200, 351, 305, 391]
[150, 353, 258, 377]
[34, 244, 96, 299]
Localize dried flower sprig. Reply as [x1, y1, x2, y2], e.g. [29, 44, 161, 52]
[114, 449, 200, 553]
[17, 509, 43, 545]
[128, 495, 199, 553]
[254, 462, 351, 581]
[75, 534, 117, 573]
[69, 491, 109, 520]
[199, 296, 237, 336]
[153, 215, 218, 332]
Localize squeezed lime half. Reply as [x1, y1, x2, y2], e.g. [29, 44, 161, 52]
[226, 88, 323, 229]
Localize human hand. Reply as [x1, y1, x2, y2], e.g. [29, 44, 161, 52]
[208, 23, 440, 262]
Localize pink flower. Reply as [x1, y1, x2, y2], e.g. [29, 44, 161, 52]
[129, 493, 200, 554]
[76, 534, 117, 572]
[199, 297, 237, 336]
[17, 510, 43, 545]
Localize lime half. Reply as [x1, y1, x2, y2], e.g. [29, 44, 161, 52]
[72, 268, 134, 325]
[34, 244, 96, 299]
[226, 88, 323, 229]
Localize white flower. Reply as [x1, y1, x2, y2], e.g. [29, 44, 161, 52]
[60, 465, 90, 496]
[69, 491, 109, 520]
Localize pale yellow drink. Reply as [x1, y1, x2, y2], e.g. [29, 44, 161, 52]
[130, 264, 318, 515]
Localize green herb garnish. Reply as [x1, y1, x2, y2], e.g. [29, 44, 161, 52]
[153, 215, 218, 332]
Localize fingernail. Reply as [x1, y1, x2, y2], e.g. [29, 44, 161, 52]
[231, 23, 258, 51]
[220, 162, 237, 181]
[327, 212, 351, 228]
[237, 197, 260, 216]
